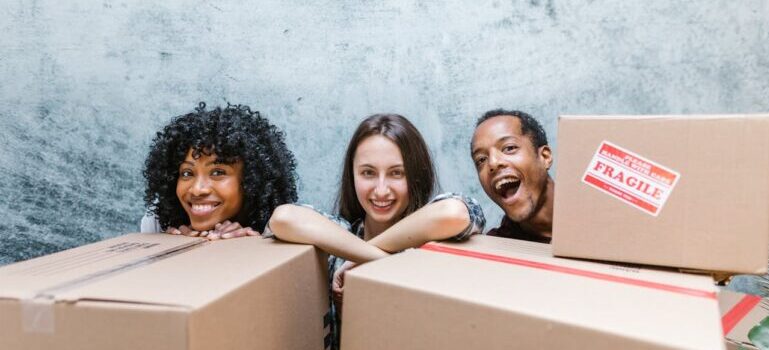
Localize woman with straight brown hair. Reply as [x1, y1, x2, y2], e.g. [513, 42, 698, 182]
[265, 113, 485, 350]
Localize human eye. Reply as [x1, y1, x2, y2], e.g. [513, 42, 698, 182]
[361, 169, 376, 177]
[502, 144, 519, 154]
[179, 169, 194, 178]
[211, 168, 228, 177]
[390, 169, 405, 178]
[473, 156, 487, 168]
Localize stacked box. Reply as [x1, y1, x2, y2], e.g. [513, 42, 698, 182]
[0, 233, 330, 350]
[341, 235, 724, 350]
[552, 114, 769, 273]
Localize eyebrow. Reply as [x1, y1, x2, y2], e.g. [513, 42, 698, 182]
[356, 164, 404, 170]
[179, 160, 233, 167]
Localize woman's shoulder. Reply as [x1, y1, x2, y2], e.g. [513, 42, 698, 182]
[429, 192, 482, 210]
[140, 213, 162, 233]
[428, 192, 486, 240]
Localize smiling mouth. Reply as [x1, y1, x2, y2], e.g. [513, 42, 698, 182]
[493, 176, 521, 200]
[189, 203, 221, 216]
[370, 200, 395, 210]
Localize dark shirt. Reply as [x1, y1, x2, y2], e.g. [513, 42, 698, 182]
[486, 216, 552, 244]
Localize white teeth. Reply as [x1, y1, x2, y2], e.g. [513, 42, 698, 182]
[190, 203, 218, 214]
[494, 177, 520, 191]
[372, 200, 394, 208]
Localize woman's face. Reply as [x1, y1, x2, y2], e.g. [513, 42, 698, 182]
[353, 135, 410, 228]
[176, 149, 244, 231]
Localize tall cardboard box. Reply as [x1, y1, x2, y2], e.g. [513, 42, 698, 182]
[553, 114, 769, 273]
[0, 233, 330, 350]
[341, 235, 724, 350]
[718, 290, 769, 350]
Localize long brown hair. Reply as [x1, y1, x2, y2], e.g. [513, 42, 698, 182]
[335, 114, 437, 224]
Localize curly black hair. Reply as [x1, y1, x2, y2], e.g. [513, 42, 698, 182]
[143, 102, 298, 231]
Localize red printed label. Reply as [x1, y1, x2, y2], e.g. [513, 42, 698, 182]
[582, 141, 680, 216]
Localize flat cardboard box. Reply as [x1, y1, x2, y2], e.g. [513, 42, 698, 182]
[718, 290, 768, 350]
[341, 235, 724, 350]
[552, 114, 769, 274]
[0, 233, 329, 350]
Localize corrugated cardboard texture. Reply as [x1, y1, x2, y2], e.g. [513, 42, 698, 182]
[553, 114, 769, 273]
[342, 235, 723, 350]
[0, 233, 329, 350]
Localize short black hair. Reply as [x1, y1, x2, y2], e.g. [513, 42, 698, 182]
[143, 102, 298, 231]
[476, 109, 548, 148]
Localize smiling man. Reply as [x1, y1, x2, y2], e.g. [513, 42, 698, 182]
[471, 109, 554, 243]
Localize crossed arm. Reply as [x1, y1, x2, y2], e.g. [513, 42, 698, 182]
[267, 198, 471, 264]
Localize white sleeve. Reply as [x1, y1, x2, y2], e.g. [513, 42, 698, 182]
[140, 213, 163, 233]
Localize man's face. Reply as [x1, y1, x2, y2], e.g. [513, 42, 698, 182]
[471, 116, 552, 223]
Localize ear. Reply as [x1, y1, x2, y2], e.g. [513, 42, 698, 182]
[538, 145, 553, 170]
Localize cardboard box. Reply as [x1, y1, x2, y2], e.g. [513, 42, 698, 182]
[552, 114, 769, 274]
[0, 233, 330, 350]
[718, 290, 769, 350]
[341, 235, 724, 350]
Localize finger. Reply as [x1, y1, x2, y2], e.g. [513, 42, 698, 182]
[222, 228, 248, 239]
[179, 225, 192, 235]
[246, 228, 261, 237]
[165, 227, 181, 235]
[221, 221, 241, 233]
[187, 230, 201, 237]
[332, 284, 343, 294]
[199, 230, 209, 237]
[208, 232, 221, 241]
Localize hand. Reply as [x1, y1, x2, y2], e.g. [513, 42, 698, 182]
[165, 225, 202, 237]
[332, 261, 357, 317]
[206, 220, 261, 240]
[165, 222, 259, 240]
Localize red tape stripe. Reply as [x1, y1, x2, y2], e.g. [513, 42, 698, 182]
[420, 243, 716, 300]
[721, 294, 762, 335]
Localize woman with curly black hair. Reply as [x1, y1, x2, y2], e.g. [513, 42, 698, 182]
[141, 102, 297, 239]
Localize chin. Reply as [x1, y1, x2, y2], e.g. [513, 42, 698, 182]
[190, 221, 215, 231]
[505, 206, 535, 223]
[370, 214, 394, 224]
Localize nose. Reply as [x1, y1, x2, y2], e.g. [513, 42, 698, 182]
[487, 149, 506, 174]
[190, 176, 212, 196]
[373, 176, 392, 197]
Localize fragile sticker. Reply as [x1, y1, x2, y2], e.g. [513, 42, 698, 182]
[582, 141, 680, 216]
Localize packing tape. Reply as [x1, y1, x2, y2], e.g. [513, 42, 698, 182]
[19, 238, 206, 334]
[721, 294, 762, 335]
[21, 296, 55, 334]
[420, 243, 717, 300]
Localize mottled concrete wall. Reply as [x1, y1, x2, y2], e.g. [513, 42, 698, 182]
[1, 0, 768, 264]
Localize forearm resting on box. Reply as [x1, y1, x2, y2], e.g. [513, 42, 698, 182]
[367, 198, 470, 253]
[268, 204, 389, 263]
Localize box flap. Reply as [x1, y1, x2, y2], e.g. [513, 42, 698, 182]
[436, 235, 717, 292]
[0, 234, 317, 309]
[0, 233, 204, 300]
[53, 237, 316, 308]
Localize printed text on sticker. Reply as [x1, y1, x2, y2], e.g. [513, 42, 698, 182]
[581, 141, 680, 216]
